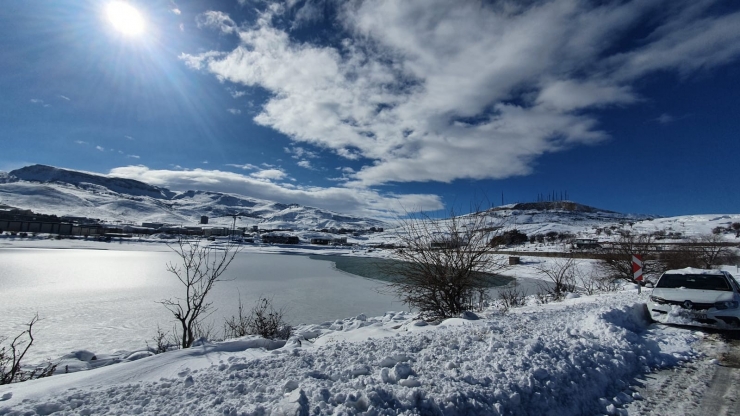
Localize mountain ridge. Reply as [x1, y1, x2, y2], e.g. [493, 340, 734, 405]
[0, 165, 385, 230]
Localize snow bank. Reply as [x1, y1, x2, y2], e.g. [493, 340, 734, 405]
[0, 290, 699, 415]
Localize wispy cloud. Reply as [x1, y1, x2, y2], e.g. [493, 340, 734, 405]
[228, 88, 247, 98]
[183, 0, 740, 188]
[30, 98, 50, 107]
[96, 146, 105, 152]
[109, 165, 443, 217]
[58, 95, 71, 101]
[226, 163, 258, 170]
[196, 10, 237, 34]
[227, 108, 242, 115]
[284, 146, 318, 159]
[127, 154, 140, 159]
[655, 113, 675, 124]
[124, 135, 134, 140]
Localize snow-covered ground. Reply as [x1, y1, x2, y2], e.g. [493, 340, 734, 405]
[0, 236, 723, 415]
[0, 286, 709, 416]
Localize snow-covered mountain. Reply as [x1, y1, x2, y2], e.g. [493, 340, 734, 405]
[0, 165, 385, 230]
[1, 165, 737, 239]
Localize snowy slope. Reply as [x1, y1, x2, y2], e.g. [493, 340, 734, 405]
[0, 289, 703, 416]
[0, 165, 385, 230]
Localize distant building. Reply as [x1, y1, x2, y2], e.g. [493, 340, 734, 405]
[573, 238, 600, 249]
[261, 233, 300, 244]
[203, 227, 230, 237]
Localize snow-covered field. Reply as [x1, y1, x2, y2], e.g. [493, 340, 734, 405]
[0, 286, 708, 415]
[0, 237, 728, 415]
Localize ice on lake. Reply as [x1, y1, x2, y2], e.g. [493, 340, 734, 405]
[0, 248, 402, 362]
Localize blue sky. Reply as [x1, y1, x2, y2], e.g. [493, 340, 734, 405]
[2, 0, 739, 219]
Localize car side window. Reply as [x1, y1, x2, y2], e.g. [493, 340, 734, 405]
[727, 274, 740, 292]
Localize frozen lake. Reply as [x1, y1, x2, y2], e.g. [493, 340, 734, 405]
[0, 248, 403, 362]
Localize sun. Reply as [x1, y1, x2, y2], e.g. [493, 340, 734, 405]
[106, 1, 145, 36]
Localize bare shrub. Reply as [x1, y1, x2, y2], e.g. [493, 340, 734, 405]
[535, 258, 578, 301]
[497, 283, 527, 312]
[243, 297, 292, 340]
[1, 315, 56, 385]
[147, 326, 177, 354]
[224, 297, 292, 340]
[577, 271, 598, 296]
[223, 296, 251, 339]
[159, 238, 240, 349]
[386, 207, 509, 322]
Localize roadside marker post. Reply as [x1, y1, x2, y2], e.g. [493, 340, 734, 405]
[632, 254, 643, 293]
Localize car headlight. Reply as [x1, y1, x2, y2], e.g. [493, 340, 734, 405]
[649, 296, 668, 305]
[714, 301, 739, 310]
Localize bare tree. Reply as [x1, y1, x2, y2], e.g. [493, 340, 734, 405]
[160, 238, 240, 349]
[535, 258, 578, 301]
[386, 207, 509, 322]
[1, 314, 56, 385]
[661, 234, 739, 270]
[691, 234, 739, 268]
[597, 232, 660, 283]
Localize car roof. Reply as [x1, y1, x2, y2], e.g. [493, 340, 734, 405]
[662, 267, 726, 276]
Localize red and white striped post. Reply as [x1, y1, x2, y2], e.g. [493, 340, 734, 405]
[632, 254, 643, 293]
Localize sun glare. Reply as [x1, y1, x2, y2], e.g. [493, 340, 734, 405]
[106, 1, 145, 36]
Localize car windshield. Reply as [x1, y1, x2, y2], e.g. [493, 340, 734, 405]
[656, 274, 731, 291]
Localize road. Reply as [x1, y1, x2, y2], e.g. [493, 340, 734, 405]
[628, 331, 740, 415]
[699, 335, 740, 416]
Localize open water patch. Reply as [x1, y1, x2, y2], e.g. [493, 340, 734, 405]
[309, 255, 514, 287]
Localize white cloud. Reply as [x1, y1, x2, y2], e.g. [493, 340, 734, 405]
[227, 108, 242, 115]
[180, 51, 225, 70]
[172, 8, 181, 15]
[124, 135, 134, 140]
[297, 160, 313, 169]
[58, 95, 71, 101]
[196, 10, 237, 34]
[30, 99, 43, 104]
[127, 154, 140, 159]
[74, 140, 88, 145]
[109, 166, 442, 218]
[250, 168, 287, 181]
[183, 0, 740, 187]
[96, 146, 105, 152]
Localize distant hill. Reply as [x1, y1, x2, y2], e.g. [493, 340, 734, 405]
[0, 164, 386, 230]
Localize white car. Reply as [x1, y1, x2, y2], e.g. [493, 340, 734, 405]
[647, 268, 740, 328]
